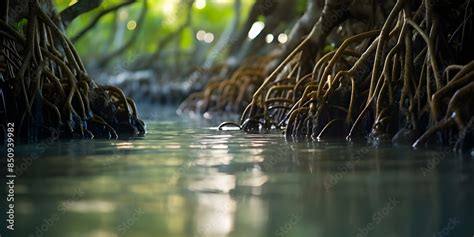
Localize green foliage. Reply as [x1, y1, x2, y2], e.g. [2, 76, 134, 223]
[323, 43, 336, 54]
[53, 0, 254, 63]
[16, 18, 28, 30]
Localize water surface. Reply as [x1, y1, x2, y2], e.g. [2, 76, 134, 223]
[2, 107, 474, 237]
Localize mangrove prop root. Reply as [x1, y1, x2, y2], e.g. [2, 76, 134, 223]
[0, 0, 145, 141]
[180, 0, 473, 152]
[178, 55, 275, 116]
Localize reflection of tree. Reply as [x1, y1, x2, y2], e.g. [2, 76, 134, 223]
[262, 144, 446, 236]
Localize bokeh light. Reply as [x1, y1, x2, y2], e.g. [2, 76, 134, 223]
[127, 20, 137, 31]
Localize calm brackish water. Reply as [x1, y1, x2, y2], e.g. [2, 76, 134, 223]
[1, 106, 474, 237]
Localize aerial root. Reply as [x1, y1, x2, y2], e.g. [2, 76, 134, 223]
[236, 0, 473, 151]
[176, 0, 472, 151]
[1, 0, 144, 141]
[178, 56, 274, 117]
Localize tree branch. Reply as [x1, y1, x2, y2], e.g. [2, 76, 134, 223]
[97, 0, 148, 68]
[143, 0, 195, 68]
[228, 0, 273, 55]
[71, 0, 136, 43]
[204, 0, 242, 68]
[60, 0, 103, 27]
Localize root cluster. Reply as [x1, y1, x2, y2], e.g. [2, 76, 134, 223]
[178, 55, 276, 118]
[0, 1, 145, 141]
[187, 0, 474, 152]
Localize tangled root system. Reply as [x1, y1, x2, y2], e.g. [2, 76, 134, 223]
[178, 55, 277, 118]
[199, 0, 473, 152]
[0, 1, 145, 141]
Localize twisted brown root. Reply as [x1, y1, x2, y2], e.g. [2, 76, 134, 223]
[0, 0, 144, 141]
[234, 0, 472, 152]
[178, 55, 274, 117]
